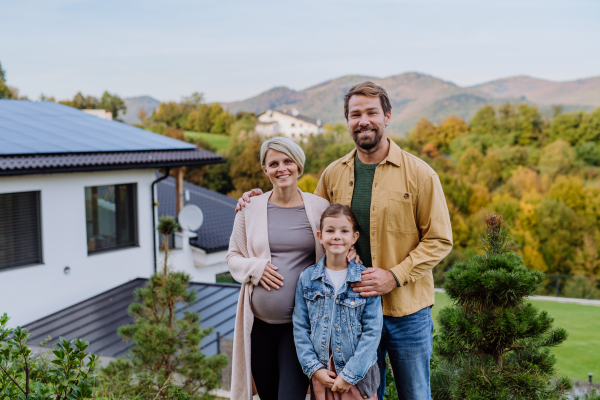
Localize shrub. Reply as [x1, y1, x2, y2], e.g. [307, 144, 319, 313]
[0, 313, 98, 400]
[432, 214, 572, 399]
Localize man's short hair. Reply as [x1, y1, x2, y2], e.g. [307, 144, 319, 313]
[344, 81, 392, 120]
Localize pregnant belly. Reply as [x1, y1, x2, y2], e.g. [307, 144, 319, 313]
[251, 284, 295, 324]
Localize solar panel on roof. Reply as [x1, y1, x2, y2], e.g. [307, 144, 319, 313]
[0, 100, 196, 155]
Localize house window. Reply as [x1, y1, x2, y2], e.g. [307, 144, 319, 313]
[0, 191, 43, 271]
[85, 183, 138, 254]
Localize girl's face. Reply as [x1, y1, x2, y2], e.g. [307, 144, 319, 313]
[262, 149, 299, 190]
[317, 215, 359, 257]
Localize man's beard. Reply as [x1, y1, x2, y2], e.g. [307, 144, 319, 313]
[352, 124, 384, 151]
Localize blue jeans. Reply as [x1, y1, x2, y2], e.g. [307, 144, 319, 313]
[376, 306, 433, 400]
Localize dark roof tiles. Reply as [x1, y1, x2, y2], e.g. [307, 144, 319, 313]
[0, 149, 223, 176]
[157, 177, 236, 253]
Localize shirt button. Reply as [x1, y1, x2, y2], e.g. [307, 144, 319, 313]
[335, 348, 340, 352]
[325, 318, 329, 321]
[334, 323, 338, 328]
[404, 281, 408, 286]
[330, 191, 333, 196]
[335, 300, 339, 304]
[364, 396, 368, 399]
[350, 181, 353, 186]
[322, 341, 326, 345]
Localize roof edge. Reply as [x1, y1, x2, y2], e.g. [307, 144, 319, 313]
[0, 158, 225, 177]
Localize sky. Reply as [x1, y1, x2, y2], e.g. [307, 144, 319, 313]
[1, 0, 599, 103]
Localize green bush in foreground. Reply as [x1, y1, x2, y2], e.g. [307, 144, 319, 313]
[0, 313, 98, 400]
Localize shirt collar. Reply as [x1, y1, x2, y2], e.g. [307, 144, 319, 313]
[341, 139, 403, 168]
[311, 255, 363, 283]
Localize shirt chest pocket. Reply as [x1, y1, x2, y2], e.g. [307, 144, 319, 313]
[303, 290, 325, 321]
[339, 296, 366, 326]
[387, 191, 418, 233]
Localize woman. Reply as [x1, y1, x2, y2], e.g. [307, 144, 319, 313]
[227, 137, 330, 400]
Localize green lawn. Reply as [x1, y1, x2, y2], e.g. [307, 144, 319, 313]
[184, 131, 230, 153]
[432, 292, 600, 382]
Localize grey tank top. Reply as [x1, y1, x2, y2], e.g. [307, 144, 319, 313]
[251, 201, 316, 324]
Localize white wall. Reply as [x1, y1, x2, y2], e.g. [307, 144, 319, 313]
[0, 169, 157, 327]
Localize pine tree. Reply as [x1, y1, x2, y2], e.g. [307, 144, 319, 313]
[101, 216, 227, 400]
[432, 214, 573, 399]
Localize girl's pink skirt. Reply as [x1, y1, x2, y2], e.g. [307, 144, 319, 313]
[311, 354, 377, 400]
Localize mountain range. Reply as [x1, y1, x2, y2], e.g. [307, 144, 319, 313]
[121, 73, 600, 134]
[122, 96, 161, 124]
[221, 73, 600, 134]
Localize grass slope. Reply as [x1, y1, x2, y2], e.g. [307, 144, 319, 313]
[432, 292, 600, 382]
[184, 131, 230, 153]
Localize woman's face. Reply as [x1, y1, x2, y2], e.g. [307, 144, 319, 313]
[263, 149, 299, 190]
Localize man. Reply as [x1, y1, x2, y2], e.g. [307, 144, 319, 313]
[238, 82, 453, 400]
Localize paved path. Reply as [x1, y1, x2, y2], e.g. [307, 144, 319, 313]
[434, 288, 600, 306]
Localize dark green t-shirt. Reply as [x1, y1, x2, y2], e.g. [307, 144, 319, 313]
[351, 152, 379, 269]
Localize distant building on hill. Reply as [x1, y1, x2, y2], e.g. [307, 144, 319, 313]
[255, 108, 322, 141]
[82, 109, 113, 120]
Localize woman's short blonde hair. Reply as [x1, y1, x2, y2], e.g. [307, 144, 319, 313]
[260, 137, 306, 177]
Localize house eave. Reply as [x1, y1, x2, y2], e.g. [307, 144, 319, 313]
[191, 243, 229, 254]
[0, 150, 225, 177]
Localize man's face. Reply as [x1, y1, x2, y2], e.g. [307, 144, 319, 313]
[346, 95, 391, 151]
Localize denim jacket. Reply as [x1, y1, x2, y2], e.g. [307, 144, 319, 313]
[293, 256, 383, 385]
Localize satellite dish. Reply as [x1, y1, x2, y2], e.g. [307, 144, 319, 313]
[178, 204, 204, 231]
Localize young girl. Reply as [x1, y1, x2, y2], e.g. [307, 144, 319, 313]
[293, 204, 382, 400]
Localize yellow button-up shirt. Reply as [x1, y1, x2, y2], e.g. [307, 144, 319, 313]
[314, 140, 453, 317]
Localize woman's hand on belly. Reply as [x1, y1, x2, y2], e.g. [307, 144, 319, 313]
[259, 262, 284, 291]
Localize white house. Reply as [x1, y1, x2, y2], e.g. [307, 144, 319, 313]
[255, 108, 322, 141]
[0, 100, 227, 327]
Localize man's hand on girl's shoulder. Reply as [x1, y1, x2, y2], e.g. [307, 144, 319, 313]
[351, 268, 397, 297]
[235, 188, 264, 212]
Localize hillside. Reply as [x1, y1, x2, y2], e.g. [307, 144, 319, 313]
[222, 73, 600, 134]
[470, 75, 600, 106]
[122, 95, 160, 124]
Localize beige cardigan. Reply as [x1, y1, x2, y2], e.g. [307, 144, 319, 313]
[226, 190, 329, 400]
